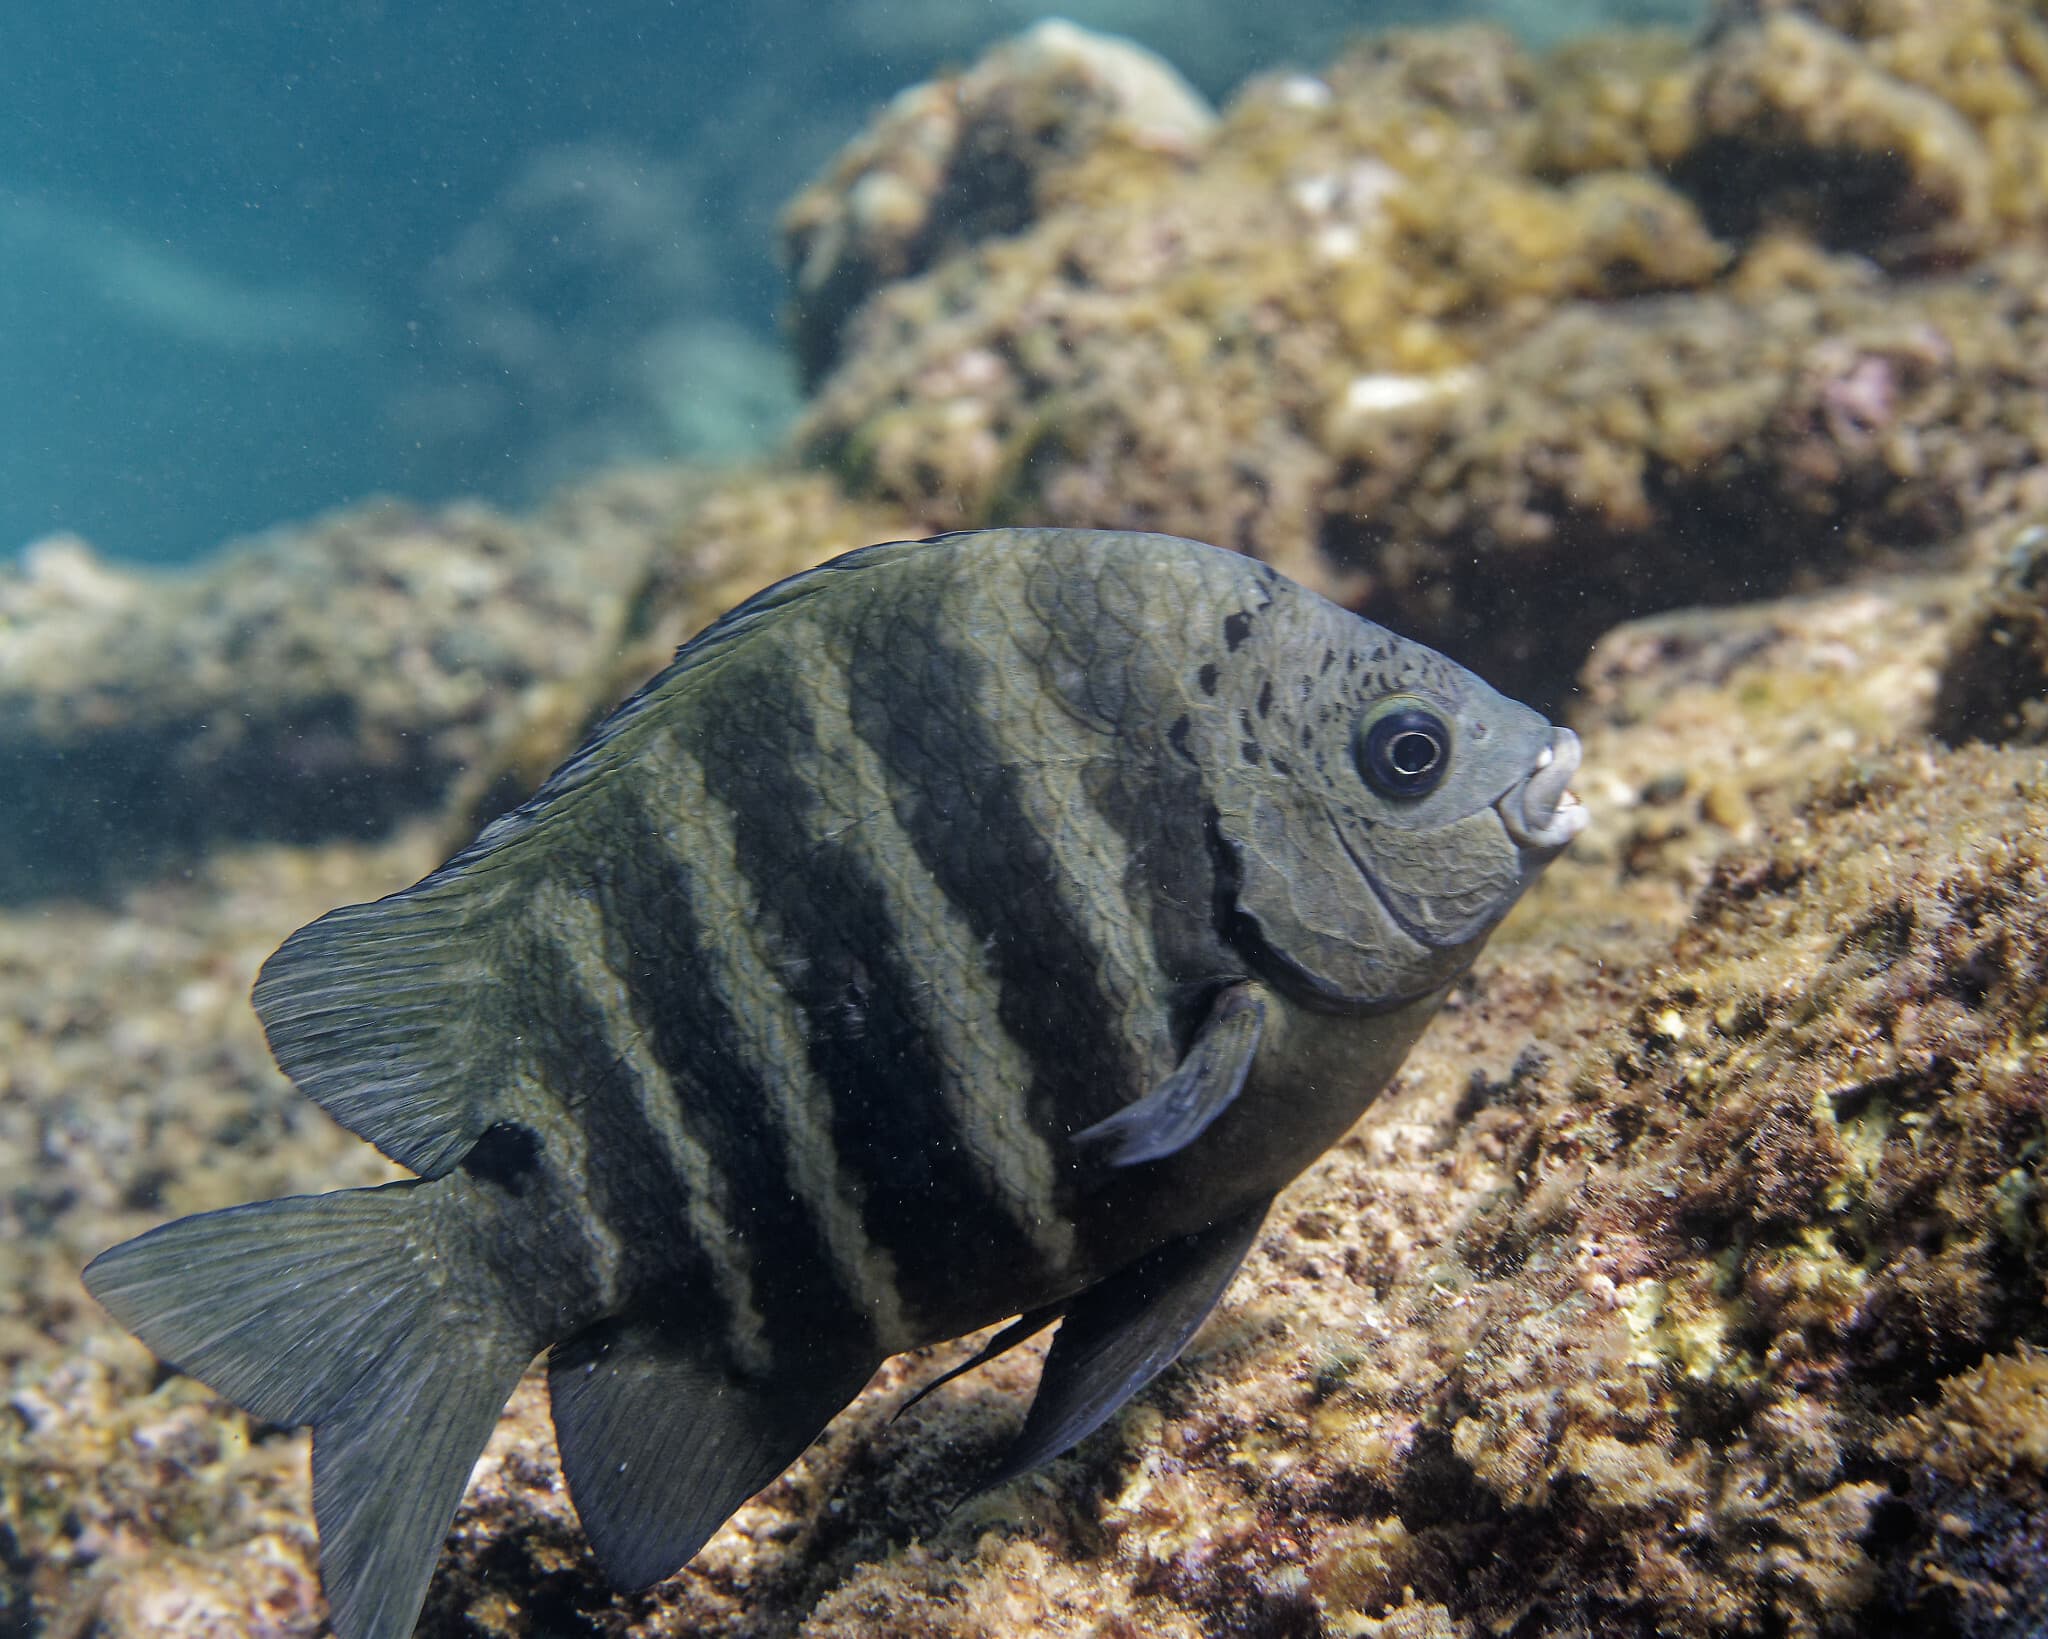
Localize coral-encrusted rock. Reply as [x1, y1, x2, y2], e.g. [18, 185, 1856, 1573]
[781, 19, 1216, 387]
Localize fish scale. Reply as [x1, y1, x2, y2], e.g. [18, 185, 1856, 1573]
[843, 573, 1137, 1171]
[544, 764, 879, 1366]
[83, 527, 1585, 1639]
[987, 691, 1172, 1114]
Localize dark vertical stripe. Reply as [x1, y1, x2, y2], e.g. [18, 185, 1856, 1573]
[1081, 743, 1238, 1037]
[545, 818, 876, 1370]
[687, 659, 1052, 1319]
[842, 591, 1140, 1142]
[507, 923, 730, 1329]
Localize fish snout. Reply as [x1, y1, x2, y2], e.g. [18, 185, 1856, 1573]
[1499, 727, 1586, 852]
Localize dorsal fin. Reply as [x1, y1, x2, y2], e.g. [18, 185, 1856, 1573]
[253, 534, 943, 1175]
[441, 535, 942, 871]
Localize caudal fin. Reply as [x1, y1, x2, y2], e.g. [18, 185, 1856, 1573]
[83, 1181, 535, 1639]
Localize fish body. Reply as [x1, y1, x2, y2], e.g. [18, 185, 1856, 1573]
[84, 528, 1584, 1639]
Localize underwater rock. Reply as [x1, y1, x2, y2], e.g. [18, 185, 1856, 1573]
[1876, 1346, 2048, 1636]
[0, 469, 912, 904]
[1560, 563, 1977, 922]
[781, 19, 1217, 387]
[793, 13, 2048, 707]
[1321, 252, 2048, 704]
[5, 6, 2047, 1632]
[1693, 0, 2048, 247]
[1673, 11, 1995, 264]
[8, 548, 2042, 1637]
[0, 491, 642, 903]
[1931, 519, 2048, 746]
[795, 24, 1728, 627]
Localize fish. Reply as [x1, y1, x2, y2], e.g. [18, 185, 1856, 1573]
[83, 526, 1585, 1639]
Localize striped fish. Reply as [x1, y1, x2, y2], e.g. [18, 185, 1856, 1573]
[84, 528, 1584, 1639]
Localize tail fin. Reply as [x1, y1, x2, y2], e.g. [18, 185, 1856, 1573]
[82, 1182, 535, 1639]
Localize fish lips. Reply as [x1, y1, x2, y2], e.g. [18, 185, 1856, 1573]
[1497, 727, 1586, 856]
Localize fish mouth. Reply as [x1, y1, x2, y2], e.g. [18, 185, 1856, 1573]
[1497, 728, 1587, 853]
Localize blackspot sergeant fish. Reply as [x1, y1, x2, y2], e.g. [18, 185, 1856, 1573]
[85, 527, 1585, 1639]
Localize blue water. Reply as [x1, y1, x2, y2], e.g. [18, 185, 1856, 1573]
[1, 0, 1697, 566]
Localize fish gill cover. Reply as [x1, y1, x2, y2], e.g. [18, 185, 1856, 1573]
[3, 1, 2047, 1636]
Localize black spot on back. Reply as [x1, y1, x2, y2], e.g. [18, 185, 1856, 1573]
[462, 1121, 542, 1191]
[1198, 662, 1220, 696]
[1223, 611, 1254, 652]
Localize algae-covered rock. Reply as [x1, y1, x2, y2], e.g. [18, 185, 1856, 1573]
[1557, 564, 1975, 927]
[1877, 1346, 2048, 1634]
[792, 7, 2048, 706]
[411, 719, 2040, 1639]
[1673, 11, 1995, 263]
[796, 24, 1734, 626]
[781, 18, 1217, 387]
[7, 553, 2043, 1637]
[0, 487, 649, 902]
[0, 469, 913, 903]
[19, 2, 2048, 889]
[1321, 254, 2048, 702]
[8, 7, 2048, 1635]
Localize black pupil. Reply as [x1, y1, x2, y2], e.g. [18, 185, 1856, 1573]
[1358, 707, 1451, 797]
[1389, 730, 1438, 776]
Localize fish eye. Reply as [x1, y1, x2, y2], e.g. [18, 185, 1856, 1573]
[1355, 704, 1450, 798]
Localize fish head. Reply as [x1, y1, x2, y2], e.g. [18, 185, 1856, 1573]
[1206, 593, 1584, 1010]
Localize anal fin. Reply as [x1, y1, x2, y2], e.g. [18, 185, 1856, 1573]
[548, 1316, 877, 1591]
[984, 1198, 1270, 1490]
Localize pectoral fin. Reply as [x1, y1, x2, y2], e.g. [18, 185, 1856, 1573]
[1073, 983, 1266, 1166]
[982, 1198, 1269, 1490]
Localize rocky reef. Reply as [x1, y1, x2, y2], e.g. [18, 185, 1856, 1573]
[789, 0, 2048, 703]
[3, 2, 2047, 1635]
